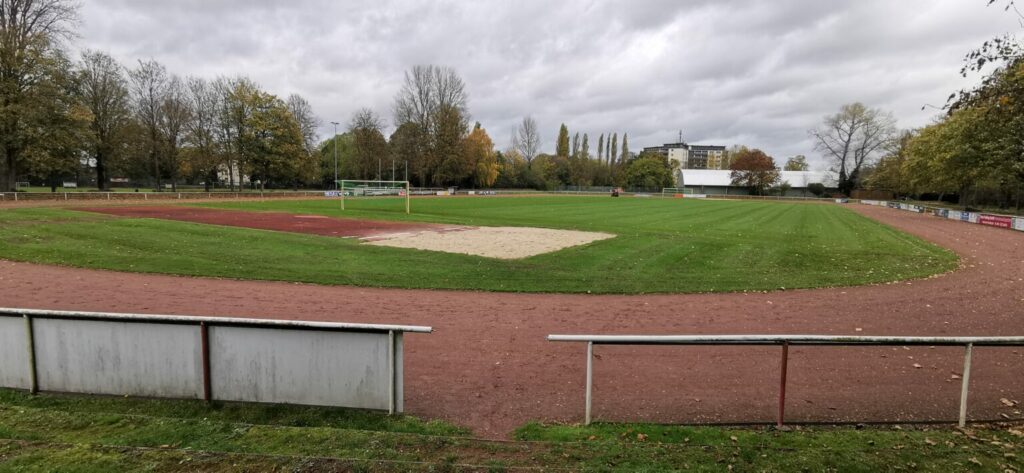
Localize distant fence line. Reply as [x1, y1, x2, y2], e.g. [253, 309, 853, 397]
[1, 189, 843, 204]
[860, 200, 1024, 233]
[0, 190, 327, 203]
[0, 308, 431, 413]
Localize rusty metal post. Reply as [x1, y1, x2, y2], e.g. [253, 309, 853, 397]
[958, 343, 973, 427]
[200, 322, 212, 402]
[778, 341, 789, 428]
[24, 314, 38, 394]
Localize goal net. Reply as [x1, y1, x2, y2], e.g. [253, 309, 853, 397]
[661, 187, 694, 198]
[336, 180, 410, 214]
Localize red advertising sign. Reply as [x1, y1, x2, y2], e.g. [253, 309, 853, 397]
[978, 214, 1013, 228]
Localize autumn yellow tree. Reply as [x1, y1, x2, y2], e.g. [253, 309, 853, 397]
[462, 123, 498, 187]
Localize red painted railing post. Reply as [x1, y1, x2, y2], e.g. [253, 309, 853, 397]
[778, 341, 789, 428]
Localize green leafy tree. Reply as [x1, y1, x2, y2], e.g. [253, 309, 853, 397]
[319, 132, 354, 186]
[0, 0, 79, 190]
[23, 52, 91, 191]
[77, 50, 131, 190]
[904, 108, 991, 206]
[389, 122, 424, 185]
[246, 93, 308, 189]
[865, 131, 914, 197]
[624, 153, 674, 190]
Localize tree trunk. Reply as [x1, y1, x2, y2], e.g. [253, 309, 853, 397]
[96, 151, 107, 191]
[3, 148, 18, 192]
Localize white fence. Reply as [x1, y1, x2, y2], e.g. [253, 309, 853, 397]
[548, 334, 1024, 427]
[1, 308, 431, 413]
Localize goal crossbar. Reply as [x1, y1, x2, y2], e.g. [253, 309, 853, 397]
[661, 187, 693, 198]
[336, 179, 410, 214]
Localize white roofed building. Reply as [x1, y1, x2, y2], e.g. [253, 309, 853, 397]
[678, 169, 837, 196]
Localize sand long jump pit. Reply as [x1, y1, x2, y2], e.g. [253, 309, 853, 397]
[363, 226, 614, 259]
[81, 206, 614, 259]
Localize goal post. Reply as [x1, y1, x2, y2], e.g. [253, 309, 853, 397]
[661, 187, 693, 198]
[337, 179, 410, 214]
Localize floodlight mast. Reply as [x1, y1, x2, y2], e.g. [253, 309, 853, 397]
[330, 121, 340, 190]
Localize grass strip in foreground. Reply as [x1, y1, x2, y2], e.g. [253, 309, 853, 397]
[0, 390, 1021, 471]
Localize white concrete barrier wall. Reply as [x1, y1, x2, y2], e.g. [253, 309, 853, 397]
[0, 317, 30, 389]
[0, 310, 430, 413]
[209, 326, 402, 411]
[33, 319, 203, 398]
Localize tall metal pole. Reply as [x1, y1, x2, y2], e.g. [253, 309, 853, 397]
[330, 122, 339, 190]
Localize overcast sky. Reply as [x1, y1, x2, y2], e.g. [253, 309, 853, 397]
[78, 0, 1021, 170]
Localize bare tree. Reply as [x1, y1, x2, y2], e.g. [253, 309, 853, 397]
[393, 64, 468, 135]
[185, 76, 221, 190]
[211, 76, 239, 190]
[78, 49, 130, 190]
[350, 107, 384, 132]
[0, 0, 79, 190]
[349, 107, 387, 180]
[809, 102, 896, 195]
[512, 116, 540, 165]
[392, 65, 469, 184]
[128, 59, 169, 190]
[160, 75, 191, 191]
[286, 93, 320, 155]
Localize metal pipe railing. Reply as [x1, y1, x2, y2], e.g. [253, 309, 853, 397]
[0, 308, 432, 333]
[547, 334, 1024, 427]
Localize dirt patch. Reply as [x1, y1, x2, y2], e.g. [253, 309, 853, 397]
[79, 206, 468, 239]
[2, 204, 1023, 438]
[365, 226, 614, 259]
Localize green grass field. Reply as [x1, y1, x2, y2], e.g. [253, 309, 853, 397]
[0, 197, 957, 293]
[0, 390, 1019, 471]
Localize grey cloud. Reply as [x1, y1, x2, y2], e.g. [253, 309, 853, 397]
[77, 0, 1021, 170]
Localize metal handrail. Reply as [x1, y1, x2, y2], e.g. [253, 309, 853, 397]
[0, 308, 432, 333]
[548, 333, 1024, 427]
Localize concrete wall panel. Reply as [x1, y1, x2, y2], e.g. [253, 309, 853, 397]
[0, 317, 31, 389]
[209, 326, 397, 410]
[32, 319, 203, 398]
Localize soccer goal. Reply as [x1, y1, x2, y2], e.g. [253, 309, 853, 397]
[661, 187, 694, 198]
[337, 179, 410, 214]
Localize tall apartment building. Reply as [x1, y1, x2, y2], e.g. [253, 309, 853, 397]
[642, 141, 728, 170]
